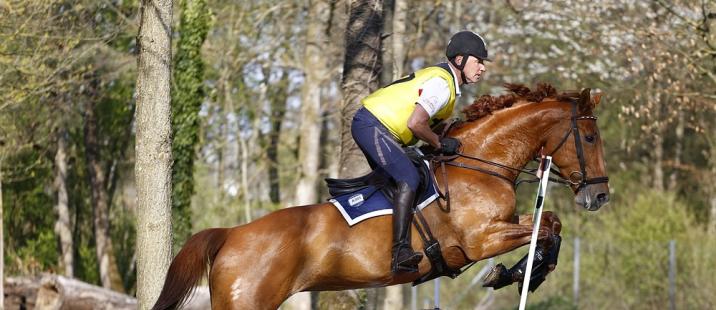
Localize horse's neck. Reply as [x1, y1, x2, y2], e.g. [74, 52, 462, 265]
[455, 101, 567, 177]
[420, 102, 569, 269]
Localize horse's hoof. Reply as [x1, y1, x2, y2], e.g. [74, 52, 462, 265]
[481, 263, 514, 289]
[517, 274, 547, 295]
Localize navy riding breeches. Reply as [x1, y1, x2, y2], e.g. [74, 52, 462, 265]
[351, 107, 420, 191]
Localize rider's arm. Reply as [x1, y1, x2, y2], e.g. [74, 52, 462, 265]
[407, 77, 451, 149]
[408, 105, 441, 149]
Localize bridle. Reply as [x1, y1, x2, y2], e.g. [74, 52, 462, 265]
[430, 101, 609, 207]
[540, 101, 610, 190]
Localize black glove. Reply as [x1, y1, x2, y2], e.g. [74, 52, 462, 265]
[440, 137, 461, 155]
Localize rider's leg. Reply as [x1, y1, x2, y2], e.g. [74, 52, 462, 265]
[350, 108, 423, 273]
[365, 133, 422, 273]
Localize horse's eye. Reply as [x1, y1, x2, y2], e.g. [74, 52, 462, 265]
[585, 134, 596, 143]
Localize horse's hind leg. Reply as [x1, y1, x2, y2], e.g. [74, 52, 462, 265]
[209, 262, 294, 310]
[208, 242, 298, 310]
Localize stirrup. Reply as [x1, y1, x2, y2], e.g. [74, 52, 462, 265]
[391, 245, 423, 273]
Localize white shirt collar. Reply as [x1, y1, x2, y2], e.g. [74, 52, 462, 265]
[446, 62, 461, 97]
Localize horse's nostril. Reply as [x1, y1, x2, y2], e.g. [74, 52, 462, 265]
[597, 193, 608, 203]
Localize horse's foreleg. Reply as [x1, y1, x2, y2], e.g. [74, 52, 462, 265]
[467, 211, 558, 260]
[480, 211, 562, 291]
[517, 211, 561, 247]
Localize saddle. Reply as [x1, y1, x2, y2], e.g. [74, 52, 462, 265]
[325, 148, 433, 203]
[325, 147, 464, 286]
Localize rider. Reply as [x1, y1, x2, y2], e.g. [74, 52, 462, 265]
[351, 31, 490, 274]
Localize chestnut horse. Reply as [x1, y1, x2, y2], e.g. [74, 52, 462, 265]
[152, 84, 610, 309]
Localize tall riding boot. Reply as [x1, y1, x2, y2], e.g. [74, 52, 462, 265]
[391, 181, 423, 274]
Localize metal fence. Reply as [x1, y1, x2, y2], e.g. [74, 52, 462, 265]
[410, 237, 715, 310]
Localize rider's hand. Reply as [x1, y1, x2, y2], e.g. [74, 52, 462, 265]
[440, 137, 461, 155]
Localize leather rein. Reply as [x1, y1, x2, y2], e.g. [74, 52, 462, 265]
[429, 102, 610, 209]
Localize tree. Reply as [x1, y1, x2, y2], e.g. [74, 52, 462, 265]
[338, 0, 383, 179]
[1, 151, 4, 308]
[1, 1, 141, 292]
[171, 0, 212, 248]
[326, 0, 386, 308]
[84, 87, 124, 291]
[286, 1, 333, 307]
[135, 0, 174, 308]
[293, 0, 332, 206]
[384, 1, 408, 306]
[391, 0, 407, 81]
[54, 128, 73, 277]
[267, 70, 290, 204]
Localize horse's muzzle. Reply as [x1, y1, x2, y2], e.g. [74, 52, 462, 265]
[575, 184, 609, 211]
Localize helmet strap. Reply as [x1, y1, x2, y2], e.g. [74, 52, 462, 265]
[450, 55, 468, 84]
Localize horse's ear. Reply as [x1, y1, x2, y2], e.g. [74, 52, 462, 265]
[579, 88, 592, 114]
[580, 88, 591, 103]
[592, 92, 603, 106]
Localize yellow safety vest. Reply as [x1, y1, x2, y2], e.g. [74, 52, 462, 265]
[362, 65, 457, 145]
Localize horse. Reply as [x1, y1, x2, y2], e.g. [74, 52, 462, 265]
[152, 83, 610, 309]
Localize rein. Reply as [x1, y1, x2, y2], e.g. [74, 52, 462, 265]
[429, 102, 609, 209]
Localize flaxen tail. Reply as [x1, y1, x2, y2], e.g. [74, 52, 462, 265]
[152, 228, 229, 310]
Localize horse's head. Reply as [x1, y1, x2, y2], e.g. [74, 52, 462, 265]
[544, 88, 609, 211]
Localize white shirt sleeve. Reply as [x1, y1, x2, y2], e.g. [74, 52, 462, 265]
[416, 77, 451, 118]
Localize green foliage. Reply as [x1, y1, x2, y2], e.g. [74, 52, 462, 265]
[578, 190, 691, 309]
[76, 241, 99, 285]
[518, 296, 576, 310]
[12, 230, 58, 274]
[112, 202, 137, 294]
[434, 187, 714, 309]
[171, 0, 213, 248]
[3, 149, 57, 275]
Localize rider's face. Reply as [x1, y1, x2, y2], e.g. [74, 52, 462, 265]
[462, 56, 486, 84]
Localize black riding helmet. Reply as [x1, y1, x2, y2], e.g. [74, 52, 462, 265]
[446, 31, 490, 82]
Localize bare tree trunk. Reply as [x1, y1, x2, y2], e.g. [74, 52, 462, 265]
[285, 2, 332, 308]
[384, 285, 403, 310]
[1, 155, 4, 308]
[135, 0, 173, 308]
[217, 67, 236, 204]
[711, 194, 716, 235]
[380, 0, 394, 86]
[668, 110, 684, 191]
[365, 288, 384, 310]
[239, 132, 251, 222]
[708, 128, 716, 235]
[325, 0, 385, 308]
[338, 0, 383, 179]
[84, 99, 124, 292]
[267, 71, 289, 204]
[294, 0, 331, 206]
[651, 93, 664, 191]
[652, 128, 664, 191]
[54, 129, 74, 277]
[217, 104, 226, 200]
[447, 0, 461, 34]
[392, 0, 407, 80]
[384, 1, 407, 305]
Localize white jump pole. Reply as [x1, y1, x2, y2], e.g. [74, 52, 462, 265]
[518, 156, 553, 310]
